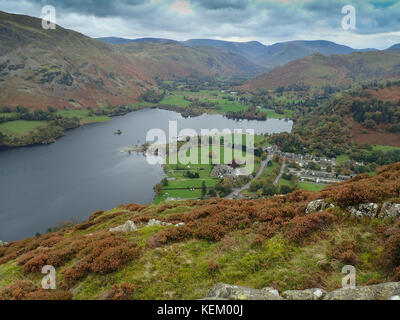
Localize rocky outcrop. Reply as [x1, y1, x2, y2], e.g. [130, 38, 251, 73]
[306, 199, 400, 220]
[204, 284, 283, 300]
[109, 219, 185, 233]
[109, 220, 137, 233]
[205, 282, 400, 300]
[305, 199, 334, 214]
[282, 288, 327, 300]
[378, 202, 400, 219]
[348, 203, 379, 218]
[148, 219, 174, 227]
[0, 240, 8, 246]
[147, 219, 185, 228]
[324, 282, 400, 300]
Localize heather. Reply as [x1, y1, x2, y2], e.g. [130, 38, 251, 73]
[1, 163, 400, 300]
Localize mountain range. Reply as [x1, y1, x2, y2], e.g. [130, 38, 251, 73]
[98, 37, 379, 70]
[1, 10, 400, 110]
[0, 11, 260, 109]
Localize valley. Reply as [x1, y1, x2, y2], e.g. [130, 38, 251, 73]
[0, 6, 400, 303]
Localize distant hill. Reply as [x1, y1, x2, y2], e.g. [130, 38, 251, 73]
[0, 11, 156, 109]
[241, 51, 400, 91]
[118, 42, 264, 80]
[183, 39, 373, 69]
[182, 39, 268, 66]
[0, 12, 263, 110]
[97, 37, 177, 45]
[98, 37, 376, 70]
[388, 44, 400, 51]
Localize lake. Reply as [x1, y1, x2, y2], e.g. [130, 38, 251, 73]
[0, 108, 293, 241]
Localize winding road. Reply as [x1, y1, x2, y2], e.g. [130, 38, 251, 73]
[273, 160, 286, 186]
[226, 153, 274, 199]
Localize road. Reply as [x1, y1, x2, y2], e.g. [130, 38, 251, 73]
[225, 153, 274, 199]
[273, 160, 286, 186]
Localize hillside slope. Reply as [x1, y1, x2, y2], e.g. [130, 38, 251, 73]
[99, 37, 371, 70]
[0, 11, 262, 110]
[0, 11, 156, 110]
[118, 42, 264, 80]
[184, 39, 359, 70]
[241, 51, 400, 91]
[1, 162, 400, 300]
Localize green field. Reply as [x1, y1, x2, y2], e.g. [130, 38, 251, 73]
[0, 112, 18, 119]
[298, 182, 327, 192]
[158, 90, 294, 119]
[160, 94, 191, 107]
[56, 109, 111, 124]
[336, 154, 350, 164]
[259, 161, 279, 180]
[372, 145, 400, 152]
[158, 90, 261, 114]
[155, 140, 260, 203]
[0, 120, 46, 135]
[263, 109, 293, 119]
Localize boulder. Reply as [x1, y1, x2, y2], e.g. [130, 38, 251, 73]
[147, 219, 184, 228]
[282, 288, 327, 300]
[348, 203, 379, 218]
[147, 219, 173, 227]
[175, 223, 185, 227]
[378, 202, 400, 219]
[204, 284, 283, 300]
[306, 199, 334, 214]
[324, 282, 400, 300]
[109, 220, 137, 233]
[204, 282, 400, 300]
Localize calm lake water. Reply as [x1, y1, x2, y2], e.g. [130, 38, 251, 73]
[0, 108, 292, 241]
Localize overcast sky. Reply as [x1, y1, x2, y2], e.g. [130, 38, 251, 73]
[1, 0, 399, 49]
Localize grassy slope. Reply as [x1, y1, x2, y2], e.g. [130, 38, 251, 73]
[0, 11, 154, 110]
[241, 51, 400, 91]
[1, 162, 400, 300]
[55, 110, 111, 125]
[0, 120, 46, 135]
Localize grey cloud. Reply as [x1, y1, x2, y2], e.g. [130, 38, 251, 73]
[190, 0, 248, 10]
[29, 0, 146, 17]
[0, 0, 399, 49]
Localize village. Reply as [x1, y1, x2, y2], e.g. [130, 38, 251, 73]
[267, 145, 359, 185]
[212, 144, 362, 200]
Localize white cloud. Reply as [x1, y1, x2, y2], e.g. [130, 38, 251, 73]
[170, 0, 193, 15]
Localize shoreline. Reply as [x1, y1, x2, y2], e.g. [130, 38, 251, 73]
[0, 104, 293, 150]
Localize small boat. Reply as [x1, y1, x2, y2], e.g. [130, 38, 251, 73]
[114, 130, 122, 135]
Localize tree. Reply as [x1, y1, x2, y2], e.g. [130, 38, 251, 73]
[262, 183, 277, 196]
[201, 181, 207, 198]
[208, 188, 217, 197]
[0, 131, 5, 145]
[161, 178, 169, 187]
[139, 90, 165, 103]
[280, 185, 293, 195]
